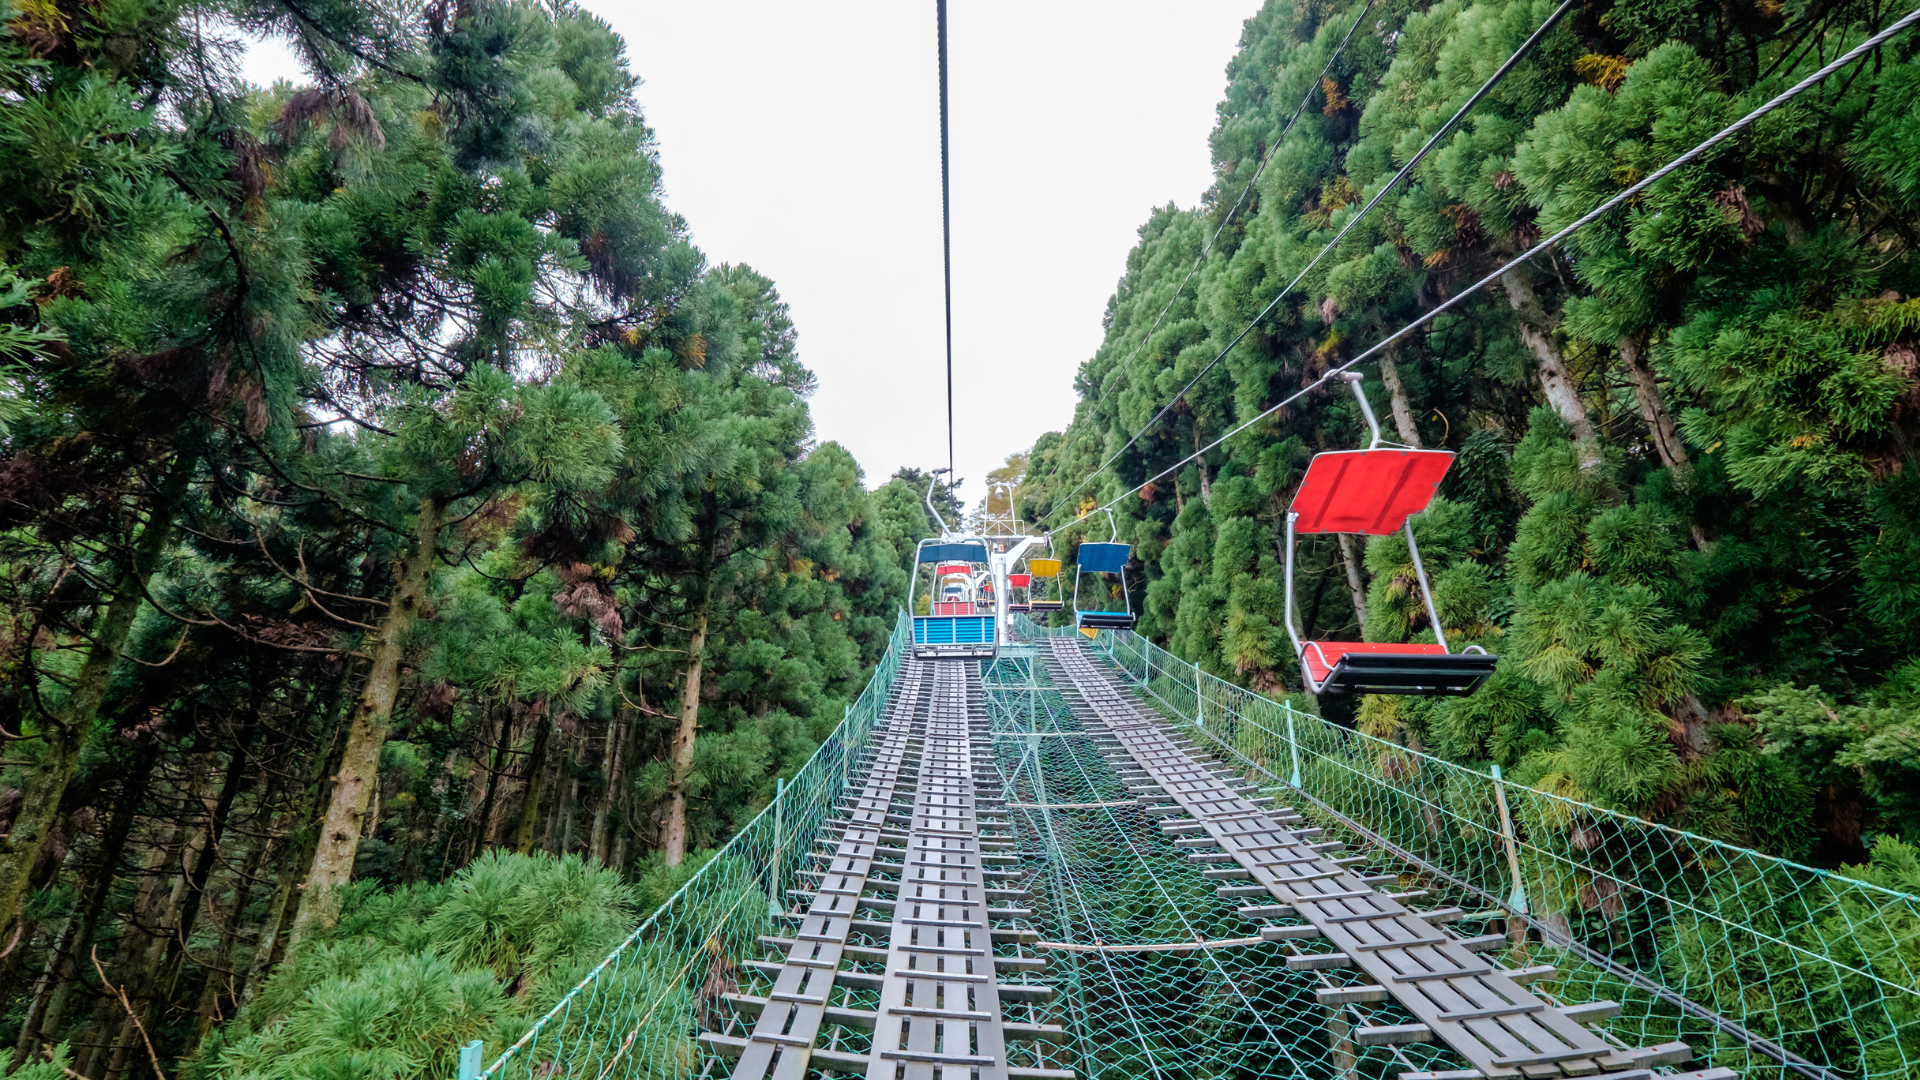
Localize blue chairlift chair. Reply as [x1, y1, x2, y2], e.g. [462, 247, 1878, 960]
[1072, 510, 1137, 632]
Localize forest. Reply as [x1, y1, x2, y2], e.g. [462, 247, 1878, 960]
[0, 1, 950, 1077]
[1017, 0, 1920, 880]
[3, 0, 1920, 1078]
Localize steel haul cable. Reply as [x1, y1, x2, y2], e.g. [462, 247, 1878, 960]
[937, 0, 956, 484]
[1040, 0, 1579, 529]
[1062, 4, 1920, 527]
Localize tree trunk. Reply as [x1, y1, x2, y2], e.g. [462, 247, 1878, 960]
[289, 496, 444, 947]
[589, 703, 630, 864]
[1376, 351, 1423, 447]
[0, 452, 193, 949]
[30, 751, 149, 1072]
[1619, 333, 1688, 470]
[1336, 534, 1367, 632]
[11, 906, 78, 1069]
[664, 503, 734, 869]
[75, 834, 173, 1080]
[662, 600, 711, 867]
[243, 683, 348, 1006]
[472, 703, 513, 858]
[1194, 427, 1212, 506]
[107, 785, 206, 1080]
[192, 835, 268, 1043]
[1502, 269, 1599, 462]
[557, 777, 578, 855]
[512, 702, 554, 856]
[153, 727, 254, 1008]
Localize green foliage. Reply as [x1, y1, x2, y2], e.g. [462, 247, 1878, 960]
[1018, 0, 1920, 851]
[1744, 668, 1920, 844]
[0, 0, 931, 1070]
[214, 854, 636, 1080]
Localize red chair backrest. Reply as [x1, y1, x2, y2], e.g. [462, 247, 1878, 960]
[1290, 449, 1453, 535]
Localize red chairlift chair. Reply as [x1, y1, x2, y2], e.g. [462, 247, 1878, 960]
[1007, 572, 1032, 613]
[1282, 373, 1496, 696]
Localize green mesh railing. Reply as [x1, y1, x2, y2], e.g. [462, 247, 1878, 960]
[983, 647, 1385, 1080]
[472, 616, 1919, 1080]
[1046, 621, 1920, 1080]
[469, 612, 919, 1080]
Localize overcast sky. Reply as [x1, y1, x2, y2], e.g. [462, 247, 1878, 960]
[243, 2, 1256, 506]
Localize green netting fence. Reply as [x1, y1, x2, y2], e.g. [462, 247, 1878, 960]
[468, 612, 918, 1080]
[1054, 622, 1920, 1080]
[470, 615, 1919, 1080]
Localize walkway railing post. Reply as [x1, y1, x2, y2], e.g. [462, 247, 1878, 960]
[842, 704, 852, 793]
[768, 777, 785, 916]
[458, 1040, 482, 1080]
[1490, 763, 1529, 914]
[1193, 659, 1204, 731]
[1286, 705, 1302, 789]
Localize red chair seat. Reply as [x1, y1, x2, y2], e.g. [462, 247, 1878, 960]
[1300, 641, 1449, 685]
[1290, 450, 1453, 535]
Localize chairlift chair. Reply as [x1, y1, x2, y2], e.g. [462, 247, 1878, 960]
[1027, 555, 1065, 611]
[909, 477, 997, 660]
[1006, 572, 1032, 613]
[1282, 373, 1496, 696]
[1073, 509, 1137, 632]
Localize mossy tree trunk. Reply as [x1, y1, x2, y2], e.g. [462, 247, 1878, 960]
[289, 496, 444, 947]
[0, 451, 193, 954]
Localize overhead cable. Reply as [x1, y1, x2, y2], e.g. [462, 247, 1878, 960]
[938, 0, 956, 483]
[1039, 0, 1578, 528]
[1068, 5, 1920, 526]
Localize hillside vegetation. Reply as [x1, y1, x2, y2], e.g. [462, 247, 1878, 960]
[1018, 0, 1920, 866]
[0, 2, 935, 1076]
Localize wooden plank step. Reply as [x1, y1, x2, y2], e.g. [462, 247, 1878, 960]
[1315, 984, 1389, 1005]
[1625, 1043, 1691, 1067]
[1286, 952, 1353, 970]
[1559, 1000, 1622, 1023]
[1257, 924, 1324, 941]
[1388, 965, 1494, 983]
[1352, 934, 1448, 951]
[722, 992, 878, 1030]
[1356, 1023, 1434, 1046]
[1435, 1001, 1542, 1022]
[1004, 1021, 1068, 1043]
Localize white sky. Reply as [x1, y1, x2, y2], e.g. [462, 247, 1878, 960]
[242, 2, 1256, 506]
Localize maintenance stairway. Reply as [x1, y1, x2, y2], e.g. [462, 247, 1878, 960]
[1044, 640, 1718, 1080]
[693, 642, 1728, 1080]
[700, 660, 1069, 1079]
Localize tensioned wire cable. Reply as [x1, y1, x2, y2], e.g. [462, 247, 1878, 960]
[937, 0, 956, 484]
[1038, 0, 1579, 530]
[1064, 4, 1920, 526]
